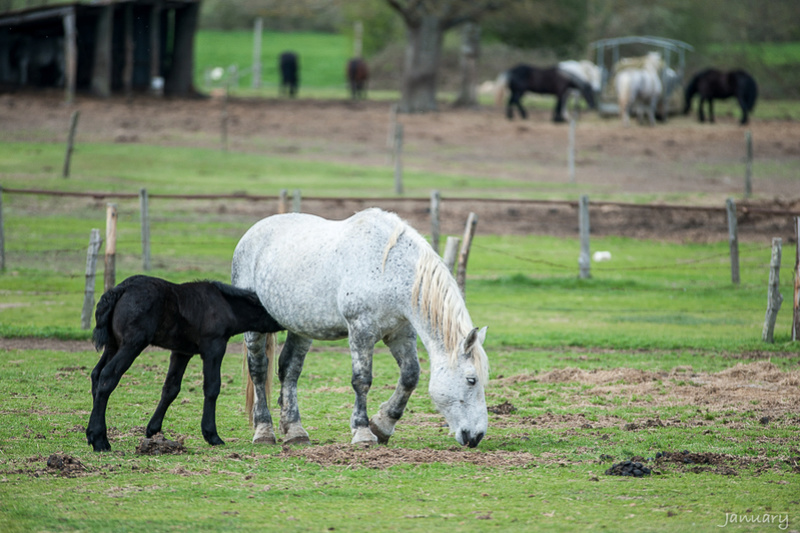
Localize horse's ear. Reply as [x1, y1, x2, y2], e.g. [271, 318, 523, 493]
[462, 326, 488, 354]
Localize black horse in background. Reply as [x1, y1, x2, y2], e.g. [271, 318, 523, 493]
[347, 58, 369, 100]
[683, 68, 758, 125]
[279, 51, 299, 97]
[86, 275, 284, 452]
[504, 64, 596, 122]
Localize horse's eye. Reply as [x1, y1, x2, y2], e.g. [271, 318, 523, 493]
[466, 377, 477, 386]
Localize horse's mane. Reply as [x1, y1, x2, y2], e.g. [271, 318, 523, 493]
[396, 225, 489, 386]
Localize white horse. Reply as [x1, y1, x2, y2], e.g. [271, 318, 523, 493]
[615, 51, 663, 126]
[558, 59, 603, 93]
[231, 208, 489, 448]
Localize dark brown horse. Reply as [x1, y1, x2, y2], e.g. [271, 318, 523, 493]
[86, 275, 284, 452]
[503, 64, 596, 122]
[347, 58, 369, 99]
[279, 51, 299, 97]
[683, 69, 758, 125]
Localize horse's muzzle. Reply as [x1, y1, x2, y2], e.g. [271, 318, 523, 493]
[460, 429, 484, 448]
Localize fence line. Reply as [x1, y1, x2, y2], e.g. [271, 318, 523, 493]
[3, 187, 799, 217]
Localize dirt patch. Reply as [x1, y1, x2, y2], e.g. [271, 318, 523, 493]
[135, 433, 187, 455]
[2, 93, 799, 242]
[276, 443, 536, 469]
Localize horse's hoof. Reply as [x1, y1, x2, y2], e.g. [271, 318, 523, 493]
[369, 419, 394, 445]
[207, 436, 225, 446]
[351, 427, 378, 446]
[283, 435, 311, 446]
[253, 435, 277, 445]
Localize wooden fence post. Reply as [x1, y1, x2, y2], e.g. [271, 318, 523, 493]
[278, 189, 289, 214]
[104, 203, 117, 293]
[578, 194, 591, 279]
[387, 103, 398, 153]
[140, 188, 151, 271]
[292, 189, 302, 213]
[456, 213, 478, 296]
[221, 83, 229, 152]
[62, 110, 80, 178]
[252, 18, 263, 89]
[393, 123, 404, 195]
[762, 238, 783, 343]
[430, 190, 441, 255]
[443, 236, 460, 273]
[726, 198, 740, 284]
[793, 217, 800, 342]
[568, 117, 576, 183]
[81, 228, 103, 330]
[744, 130, 753, 199]
[0, 185, 4, 271]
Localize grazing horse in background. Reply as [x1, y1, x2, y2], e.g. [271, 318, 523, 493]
[232, 208, 490, 448]
[615, 51, 663, 126]
[86, 275, 284, 452]
[684, 68, 758, 125]
[501, 64, 596, 122]
[558, 59, 603, 93]
[279, 51, 299, 97]
[347, 58, 369, 99]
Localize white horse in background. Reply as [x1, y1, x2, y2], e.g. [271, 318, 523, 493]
[558, 60, 603, 93]
[615, 51, 663, 126]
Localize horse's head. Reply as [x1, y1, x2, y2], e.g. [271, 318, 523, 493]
[428, 326, 489, 448]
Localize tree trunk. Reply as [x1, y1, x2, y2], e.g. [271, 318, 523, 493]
[453, 22, 480, 108]
[400, 15, 443, 113]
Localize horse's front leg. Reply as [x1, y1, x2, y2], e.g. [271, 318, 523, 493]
[708, 98, 715, 123]
[370, 325, 420, 444]
[146, 351, 192, 438]
[245, 331, 278, 444]
[348, 326, 380, 445]
[199, 340, 228, 446]
[277, 332, 313, 445]
[698, 97, 707, 122]
[552, 95, 566, 123]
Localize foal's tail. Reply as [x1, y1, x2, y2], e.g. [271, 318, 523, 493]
[244, 332, 276, 426]
[91, 285, 124, 351]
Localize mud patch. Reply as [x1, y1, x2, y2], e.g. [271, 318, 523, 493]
[277, 444, 536, 469]
[45, 453, 87, 477]
[135, 433, 187, 455]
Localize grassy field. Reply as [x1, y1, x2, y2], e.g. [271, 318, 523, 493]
[3, 33, 800, 528]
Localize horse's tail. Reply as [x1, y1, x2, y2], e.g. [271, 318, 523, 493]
[91, 285, 123, 351]
[683, 71, 700, 114]
[494, 71, 508, 107]
[244, 332, 276, 426]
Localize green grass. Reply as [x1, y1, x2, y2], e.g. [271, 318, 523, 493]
[196, 30, 353, 93]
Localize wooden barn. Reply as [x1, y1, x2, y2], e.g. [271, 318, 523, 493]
[0, 0, 200, 101]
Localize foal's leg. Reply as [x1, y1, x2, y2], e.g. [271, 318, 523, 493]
[245, 331, 277, 444]
[277, 332, 313, 445]
[86, 340, 148, 451]
[369, 324, 420, 444]
[198, 339, 228, 446]
[146, 351, 192, 438]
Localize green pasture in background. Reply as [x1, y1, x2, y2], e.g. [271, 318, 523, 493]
[0, 140, 797, 351]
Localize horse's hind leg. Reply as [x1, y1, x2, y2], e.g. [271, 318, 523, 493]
[199, 340, 228, 446]
[245, 331, 278, 444]
[708, 99, 715, 123]
[369, 325, 419, 444]
[146, 351, 192, 439]
[86, 341, 147, 451]
[277, 332, 313, 444]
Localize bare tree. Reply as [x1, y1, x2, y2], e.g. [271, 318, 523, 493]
[386, 0, 510, 113]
